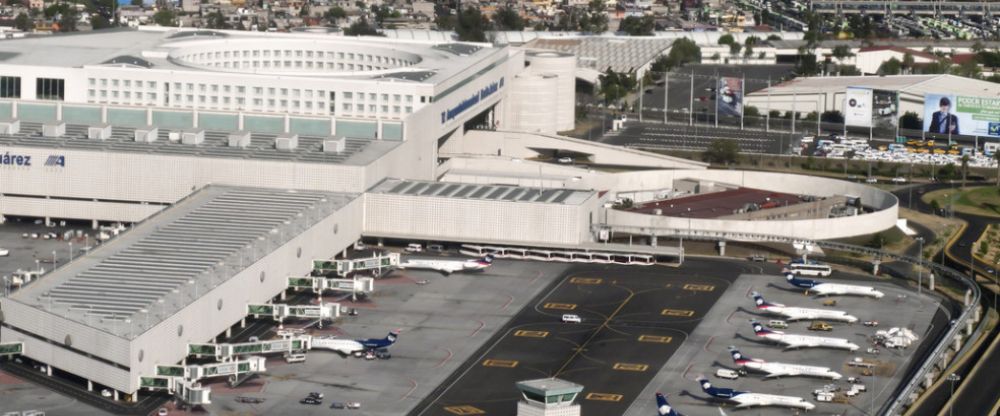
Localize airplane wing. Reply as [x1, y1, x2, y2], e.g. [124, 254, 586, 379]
[763, 369, 798, 379]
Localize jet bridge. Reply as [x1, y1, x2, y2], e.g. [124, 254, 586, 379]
[140, 356, 267, 405]
[0, 342, 23, 357]
[312, 252, 400, 276]
[187, 335, 312, 361]
[246, 301, 340, 328]
[288, 276, 375, 299]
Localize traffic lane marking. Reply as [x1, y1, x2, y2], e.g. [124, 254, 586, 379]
[543, 302, 577, 310]
[513, 330, 549, 338]
[585, 392, 624, 402]
[638, 334, 673, 343]
[569, 277, 603, 285]
[443, 405, 486, 415]
[482, 359, 518, 368]
[682, 283, 715, 291]
[661, 308, 695, 317]
[612, 362, 649, 372]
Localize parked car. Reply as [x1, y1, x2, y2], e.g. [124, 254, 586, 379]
[427, 244, 445, 252]
[346, 402, 362, 409]
[865, 177, 878, 184]
[557, 157, 573, 164]
[767, 320, 788, 329]
[0, 248, 8, 257]
[405, 243, 423, 252]
[157, 408, 168, 416]
[330, 402, 346, 409]
[863, 321, 879, 327]
[891, 177, 907, 184]
[308, 392, 324, 400]
[748, 254, 767, 262]
[300, 397, 322, 405]
[561, 314, 582, 323]
[809, 321, 833, 331]
[715, 368, 739, 379]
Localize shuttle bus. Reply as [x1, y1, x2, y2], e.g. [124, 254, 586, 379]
[786, 262, 833, 277]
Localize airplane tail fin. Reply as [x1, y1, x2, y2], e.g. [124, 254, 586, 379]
[384, 330, 400, 346]
[656, 393, 678, 416]
[729, 348, 751, 364]
[750, 321, 776, 336]
[696, 377, 716, 395]
[751, 291, 775, 309]
[785, 273, 813, 288]
[479, 254, 495, 265]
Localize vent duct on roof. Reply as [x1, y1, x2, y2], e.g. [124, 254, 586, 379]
[88, 124, 111, 140]
[135, 125, 158, 143]
[275, 133, 298, 150]
[181, 129, 205, 145]
[323, 137, 346, 153]
[42, 122, 66, 138]
[0, 118, 20, 135]
[228, 131, 251, 148]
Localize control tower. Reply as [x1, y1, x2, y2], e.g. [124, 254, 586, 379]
[515, 378, 583, 416]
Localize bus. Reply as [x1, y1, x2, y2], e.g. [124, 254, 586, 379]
[785, 262, 833, 277]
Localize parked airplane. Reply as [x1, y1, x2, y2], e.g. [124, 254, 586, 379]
[785, 274, 885, 299]
[696, 377, 816, 411]
[397, 254, 494, 274]
[655, 392, 681, 416]
[750, 321, 860, 351]
[312, 330, 399, 356]
[728, 347, 842, 380]
[752, 292, 859, 323]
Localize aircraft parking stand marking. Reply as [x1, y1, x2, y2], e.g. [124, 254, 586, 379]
[569, 277, 603, 285]
[481, 359, 518, 368]
[513, 330, 549, 338]
[661, 308, 695, 317]
[443, 405, 486, 415]
[585, 392, 624, 402]
[543, 302, 577, 310]
[682, 283, 715, 292]
[638, 334, 673, 343]
[612, 362, 649, 372]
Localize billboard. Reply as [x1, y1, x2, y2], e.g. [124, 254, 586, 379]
[923, 93, 1000, 138]
[872, 89, 898, 130]
[717, 77, 743, 118]
[844, 87, 873, 128]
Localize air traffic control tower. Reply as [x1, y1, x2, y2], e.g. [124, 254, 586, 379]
[515, 378, 583, 416]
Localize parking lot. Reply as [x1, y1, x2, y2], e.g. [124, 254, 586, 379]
[0, 219, 99, 292]
[413, 259, 754, 416]
[603, 122, 798, 154]
[199, 256, 571, 416]
[625, 271, 948, 416]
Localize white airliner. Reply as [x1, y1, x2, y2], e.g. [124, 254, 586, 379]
[697, 377, 816, 411]
[397, 254, 494, 274]
[311, 330, 398, 356]
[750, 321, 860, 351]
[785, 274, 885, 298]
[752, 292, 859, 323]
[729, 348, 842, 380]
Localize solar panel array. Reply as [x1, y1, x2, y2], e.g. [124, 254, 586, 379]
[36, 187, 350, 334]
[372, 179, 592, 205]
[0, 122, 377, 164]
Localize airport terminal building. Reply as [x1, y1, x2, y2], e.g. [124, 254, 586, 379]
[0, 27, 901, 402]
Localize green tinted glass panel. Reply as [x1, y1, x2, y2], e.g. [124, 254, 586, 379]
[152, 110, 194, 129]
[140, 377, 170, 388]
[62, 105, 101, 124]
[18, 103, 57, 122]
[107, 108, 147, 127]
[156, 366, 184, 377]
[335, 120, 376, 139]
[313, 260, 336, 270]
[0, 343, 22, 354]
[0, 102, 12, 118]
[238, 362, 250, 372]
[244, 115, 284, 133]
[199, 112, 238, 131]
[292, 340, 303, 350]
[382, 122, 402, 141]
[188, 344, 216, 355]
[288, 277, 312, 288]
[289, 117, 330, 136]
[247, 304, 273, 315]
[234, 344, 263, 354]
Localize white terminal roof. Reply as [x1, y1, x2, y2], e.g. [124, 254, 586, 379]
[0, 27, 500, 85]
[11, 186, 357, 339]
[369, 178, 595, 205]
[751, 74, 1000, 98]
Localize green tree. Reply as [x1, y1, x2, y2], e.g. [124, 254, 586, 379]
[831, 44, 854, 62]
[205, 11, 229, 29]
[960, 154, 970, 188]
[618, 15, 654, 36]
[821, 110, 844, 124]
[153, 9, 177, 26]
[899, 111, 922, 130]
[650, 38, 701, 73]
[995, 152, 1000, 188]
[795, 54, 820, 76]
[13, 13, 32, 32]
[951, 57, 981, 79]
[598, 68, 636, 104]
[866, 232, 888, 249]
[717, 33, 735, 46]
[455, 6, 487, 42]
[90, 14, 111, 29]
[703, 138, 740, 165]
[878, 57, 902, 75]
[325, 6, 347, 23]
[729, 42, 742, 57]
[901, 52, 915, 73]
[493, 5, 523, 31]
[344, 18, 382, 36]
[586, 0, 608, 33]
[57, 8, 78, 32]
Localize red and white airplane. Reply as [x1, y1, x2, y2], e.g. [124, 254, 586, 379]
[397, 254, 494, 274]
[750, 321, 860, 351]
[729, 347, 842, 380]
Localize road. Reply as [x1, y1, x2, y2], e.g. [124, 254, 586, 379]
[893, 182, 1000, 415]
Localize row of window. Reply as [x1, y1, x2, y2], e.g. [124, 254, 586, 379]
[0, 76, 64, 101]
[183, 50, 413, 66]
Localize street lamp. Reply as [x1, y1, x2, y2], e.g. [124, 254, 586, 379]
[947, 373, 961, 416]
[68, 241, 73, 263]
[916, 236, 924, 294]
[51, 250, 56, 268]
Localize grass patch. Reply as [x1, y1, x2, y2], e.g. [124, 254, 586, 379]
[921, 186, 1000, 218]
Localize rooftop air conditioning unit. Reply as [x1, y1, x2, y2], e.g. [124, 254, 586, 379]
[275, 133, 298, 150]
[228, 131, 251, 148]
[42, 121, 66, 138]
[134, 125, 158, 143]
[88, 123, 112, 140]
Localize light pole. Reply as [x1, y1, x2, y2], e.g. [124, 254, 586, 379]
[947, 373, 961, 416]
[993, 260, 998, 308]
[916, 236, 924, 294]
[51, 250, 57, 268]
[68, 241, 73, 263]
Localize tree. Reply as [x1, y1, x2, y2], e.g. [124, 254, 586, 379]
[821, 110, 844, 124]
[455, 6, 487, 42]
[744, 105, 761, 126]
[650, 38, 701, 73]
[878, 57, 902, 75]
[57, 9, 78, 32]
[13, 13, 32, 32]
[866, 232, 888, 249]
[205, 11, 229, 29]
[344, 18, 382, 36]
[995, 151, 1000, 188]
[585, 0, 608, 33]
[703, 138, 740, 165]
[618, 15, 654, 36]
[901, 52, 915, 73]
[899, 111, 923, 130]
[831, 44, 854, 62]
[795, 54, 820, 76]
[728, 42, 742, 57]
[598, 68, 636, 104]
[951, 58, 981, 79]
[153, 9, 177, 26]
[493, 5, 523, 31]
[961, 154, 970, 188]
[325, 6, 346, 24]
[90, 14, 111, 29]
[717, 33, 735, 46]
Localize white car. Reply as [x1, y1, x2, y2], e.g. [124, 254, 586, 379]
[561, 314, 582, 323]
[557, 157, 573, 164]
[865, 177, 878, 184]
[0, 248, 8, 257]
[405, 243, 423, 252]
[891, 177, 907, 184]
[716, 368, 740, 379]
[101, 389, 112, 398]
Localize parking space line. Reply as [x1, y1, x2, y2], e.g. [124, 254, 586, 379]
[612, 362, 649, 372]
[683, 283, 715, 292]
[543, 302, 577, 310]
[482, 359, 518, 368]
[513, 330, 549, 338]
[585, 392, 624, 402]
[638, 334, 673, 343]
[661, 308, 695, 317]
[443, 405, 486, 415]
[569, 277, 602, 285]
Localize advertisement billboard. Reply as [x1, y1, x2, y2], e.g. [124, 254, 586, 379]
[923, 93, 1000, 138]
[844, 87, 873, 128]
[872, 89, 898, 130]
[717, 77, 743, 118]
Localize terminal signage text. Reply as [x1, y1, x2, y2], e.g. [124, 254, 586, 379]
[441, 78, 504, 124]
[0, 153, 65, 167]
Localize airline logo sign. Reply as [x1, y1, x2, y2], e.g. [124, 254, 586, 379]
[844, 87, 873, 128]
[441, 78, 504, 124]
[0, 152, 65, 167]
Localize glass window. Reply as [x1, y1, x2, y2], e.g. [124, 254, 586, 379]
[35, 77, 65, 100]
[0, 76, 21, 98]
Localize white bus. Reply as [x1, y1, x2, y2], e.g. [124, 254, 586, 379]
[786, 262, 833, 277]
